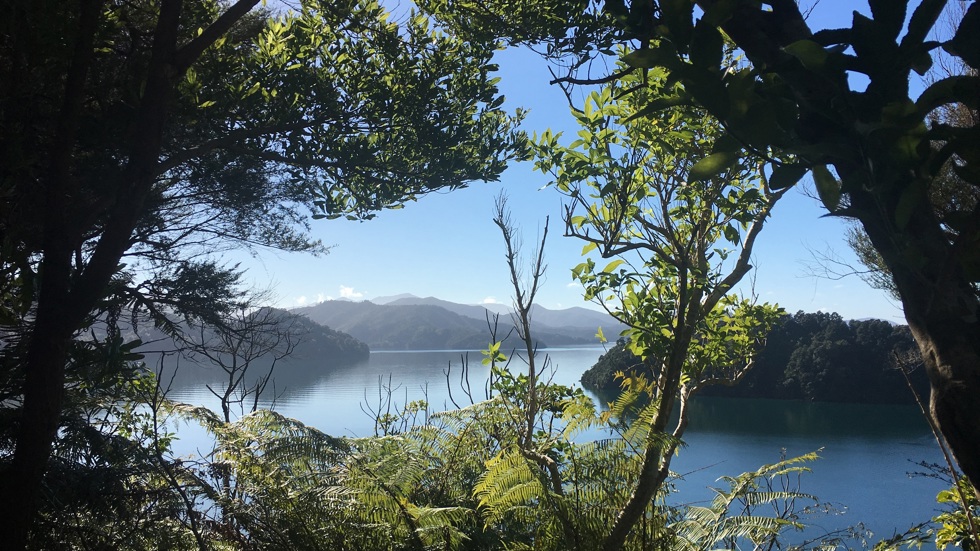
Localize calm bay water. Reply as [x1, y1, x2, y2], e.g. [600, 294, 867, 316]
[167, 346, 946, 542]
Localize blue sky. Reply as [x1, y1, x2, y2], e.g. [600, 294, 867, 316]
[228, 1, 941, 324]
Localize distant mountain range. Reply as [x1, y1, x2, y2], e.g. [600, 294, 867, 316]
[129, 307, 369, 374]
[293, 295, 627, 350]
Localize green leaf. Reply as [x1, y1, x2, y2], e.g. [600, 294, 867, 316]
[902, 0, 945, 51]
[660, 0, 695, 51]
[769, 164, 808, 190]
[623, 93, 693, 123]
[602, 259, 625, 273]
[916, 75, 980, 114]
[723, 225, 739, 244]
[727, 99, 793, 148]
[700, 0, 738, 27]
[690, 151, 738, 181]
[711, 133, 742, 155]
[690, 18, 723, 69]
[910, 50, 933, 76]
[894, 184, 924, 230]
[812, 165, 841, 212]
[783, 40, 828, 70]
[676, 63, 730, 117]
[850, 12, 901, 76]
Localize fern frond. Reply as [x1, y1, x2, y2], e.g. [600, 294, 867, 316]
[167, 401, 223, 432]
[559, 393, 600, 439]
[673, 451, 823, 551]
[475, 446, 542, 525]
[739, 490, 816, 508]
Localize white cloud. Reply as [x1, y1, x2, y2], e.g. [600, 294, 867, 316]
[295, 295, 308, 306]
[340, 285, 364, 299]
[566, 282, 579, 288]
[316, 293, 327, 303]
[482, 296, 500, 304]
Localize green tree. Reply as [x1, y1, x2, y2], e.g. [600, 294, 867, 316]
[610, 0, 980, 500]
[0, 0, 525, 545]
[420, 0, 980, 499]
[15, 352, 203, 549]
[534, 66, 784, 550]
[935, 476, 980, 551]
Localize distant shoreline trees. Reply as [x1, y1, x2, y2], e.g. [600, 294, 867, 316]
[583, 311, 930, 405]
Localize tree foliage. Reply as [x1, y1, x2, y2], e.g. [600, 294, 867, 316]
[531, 62, 785, 550]
[0, 0, 526, 544]
[421, 0, 980, 499]
[6, 197, 904, 550]
[127, 359, 836, 551]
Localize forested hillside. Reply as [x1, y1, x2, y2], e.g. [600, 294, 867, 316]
[582, 311, 930, 404]
[129, 307, 369, 375]
[276, 310, 370, 365]
[293, 299, 620, 349]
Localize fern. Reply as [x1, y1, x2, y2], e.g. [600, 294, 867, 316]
[671, 451, 823, 551]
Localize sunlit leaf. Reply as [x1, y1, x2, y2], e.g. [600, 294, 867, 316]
[690, 151, 738, 181]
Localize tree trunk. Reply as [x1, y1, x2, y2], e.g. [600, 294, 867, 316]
[861, 194, 980, 496]
[602, 423, 676, 551]
[915, 308, 980, 497]
[0, 298, 76, 550]
[0, 0, 103, 544]
[898, 267, 980, 494]
[602, 323, 695, 551]
[0, 2, 185, 547]
[720, 0, 980, 496]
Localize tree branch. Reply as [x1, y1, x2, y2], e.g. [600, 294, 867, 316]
[173, 0, 262, 74]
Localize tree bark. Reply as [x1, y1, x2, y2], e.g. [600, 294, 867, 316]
[918, 308, 980, 497]
[860, 196, 980, 495]
[0, 274, 78, 550]
[0, 0, 103, 546]
[601, 402, 677, 551]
